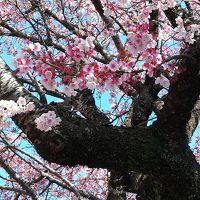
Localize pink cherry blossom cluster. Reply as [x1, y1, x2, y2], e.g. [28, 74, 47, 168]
[155, 75, 170, 88]
[13, 42, 169, 98]
[7, 8, 174, 98]
[12, 0, 200, 99]
[0, 97, 35, 129]
[35, 111, 61, 132]
[127, 24, 156, 56]
[194, 135, 200, 163]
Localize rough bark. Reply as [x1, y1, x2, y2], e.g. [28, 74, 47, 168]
[186, 97, 200, 141]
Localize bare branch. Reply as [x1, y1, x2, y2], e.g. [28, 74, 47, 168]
[0, 186, 27, 195]
[0, 156, 40, 200]
[90, 0, 124, 52]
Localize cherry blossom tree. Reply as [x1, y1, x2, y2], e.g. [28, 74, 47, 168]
[0, 0, 200, 199]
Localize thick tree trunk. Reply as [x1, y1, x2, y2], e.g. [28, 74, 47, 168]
[140, 41, 200, 199]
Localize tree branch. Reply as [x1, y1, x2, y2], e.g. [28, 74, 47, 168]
[90, 0, 124, 52]
[0, 58, 163, 174]
[0, 156, 40, 200]
[186, 96, 200, 140]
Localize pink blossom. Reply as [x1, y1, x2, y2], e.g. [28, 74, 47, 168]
[28, 42, 41, 52]
[35, 111, 61, 132]
[17, 97, 26, 106]
[155, 75, 170, 88]
[0, 97, 35, 129]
